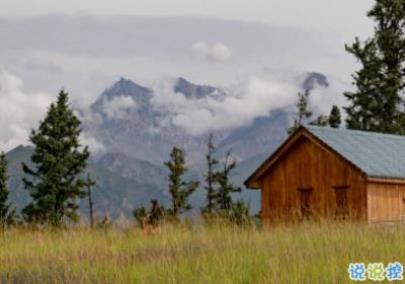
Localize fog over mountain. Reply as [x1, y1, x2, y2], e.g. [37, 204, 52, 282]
[84, 73, 334, 160]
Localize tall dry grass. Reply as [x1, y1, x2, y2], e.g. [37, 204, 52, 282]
[1, 221, 405, 283]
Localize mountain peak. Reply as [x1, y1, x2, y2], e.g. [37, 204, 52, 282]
[108, 77, 152, 97]
[6, 145, 34, 161]
[91, 78, 153, 113]
[117, 77, 131, 85]
[302, 72, 329, 92]
[7, 145, 32, 153]
[176, 77, 190, 85]
[174, 77, 224, 99]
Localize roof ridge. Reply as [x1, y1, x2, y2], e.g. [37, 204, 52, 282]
[306, 126, 405, 140]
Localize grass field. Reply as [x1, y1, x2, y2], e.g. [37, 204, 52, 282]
[1, 221, 405, 283]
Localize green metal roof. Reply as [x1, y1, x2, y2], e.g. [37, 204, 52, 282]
[306, 126, 405, 180]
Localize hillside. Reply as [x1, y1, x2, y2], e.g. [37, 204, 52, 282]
[6, 146, 169, 220]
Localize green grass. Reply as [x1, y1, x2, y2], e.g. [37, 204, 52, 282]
[1, 222, 405, 283]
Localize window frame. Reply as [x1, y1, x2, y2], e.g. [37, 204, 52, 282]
[298, 187, 313, 220]
[333, 185, 349, 219]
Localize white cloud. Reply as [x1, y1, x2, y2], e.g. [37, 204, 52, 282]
[0, 69, 53, 151]
[0, 69, 107, 153]
[74, 108, 107, 154]
[150, 73, 351, 135]
[308, 76, 349, 119]
[102, 96, 137, 119]
[152, 76, 299, 135]
[0, 67, 349, 153]
[192, 42, 233, 62]
[80, 133, 105, 154]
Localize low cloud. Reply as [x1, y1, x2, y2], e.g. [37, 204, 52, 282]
[0, 69, 107, 153]
[80, 133, 105, 154]
[0, 67, 348, 152]
[307, 76, 348, 119]
[102, 96, 136, 119]
[74, 108, 106, 154]
[0, 69, 53, 151]
[151, 74, 349, 136]
[152, 76, 299, 135]
[192, 42, 233, 62]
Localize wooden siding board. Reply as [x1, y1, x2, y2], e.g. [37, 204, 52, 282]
[367, 182, 405, 222]
[261, 136, 367, 222]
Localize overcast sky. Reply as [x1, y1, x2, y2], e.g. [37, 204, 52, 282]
[1, 0, 373, 32]
[0, 0, 377, 150]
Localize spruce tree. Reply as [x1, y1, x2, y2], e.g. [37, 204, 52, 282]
[344, 0, 405, 134]
[165, 146, 199, 218]
[215, 151, 242, 212]
[329, 105, 342, 128]
[0, 152, 15, 227]
[202, 134, 219, 214]
[22, 89, 90, 226]
[288, 90, 313, 134]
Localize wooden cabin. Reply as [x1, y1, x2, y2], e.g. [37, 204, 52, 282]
[245, 126, 405, 223]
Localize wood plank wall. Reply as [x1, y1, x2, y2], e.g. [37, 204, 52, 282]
[367, 182, 405, 222]
[260, 136, 367, 222]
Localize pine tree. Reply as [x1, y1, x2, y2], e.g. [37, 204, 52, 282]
[329, 105, 342, 128]
[0, 152, 15, 227]
[214, 152, 251, 224]
[22, 89, 90, 226]
[165, 146, 199, 218]
[215, 151, 242, 212]
[288, 90, 313, 134]
[344, 0, 405, 134]
[202, 134, 219, 214]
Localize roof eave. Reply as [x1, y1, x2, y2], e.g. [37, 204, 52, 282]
[244, 126, 307, 189]
[244, 180, 261, 189]
[367, 176, 405, 184]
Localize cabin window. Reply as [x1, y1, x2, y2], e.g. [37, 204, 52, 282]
[298, 188, 313, 219]
[333, 186, 349, 219]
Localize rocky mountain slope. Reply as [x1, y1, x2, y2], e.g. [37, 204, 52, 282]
[86, 77, 229, 165]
